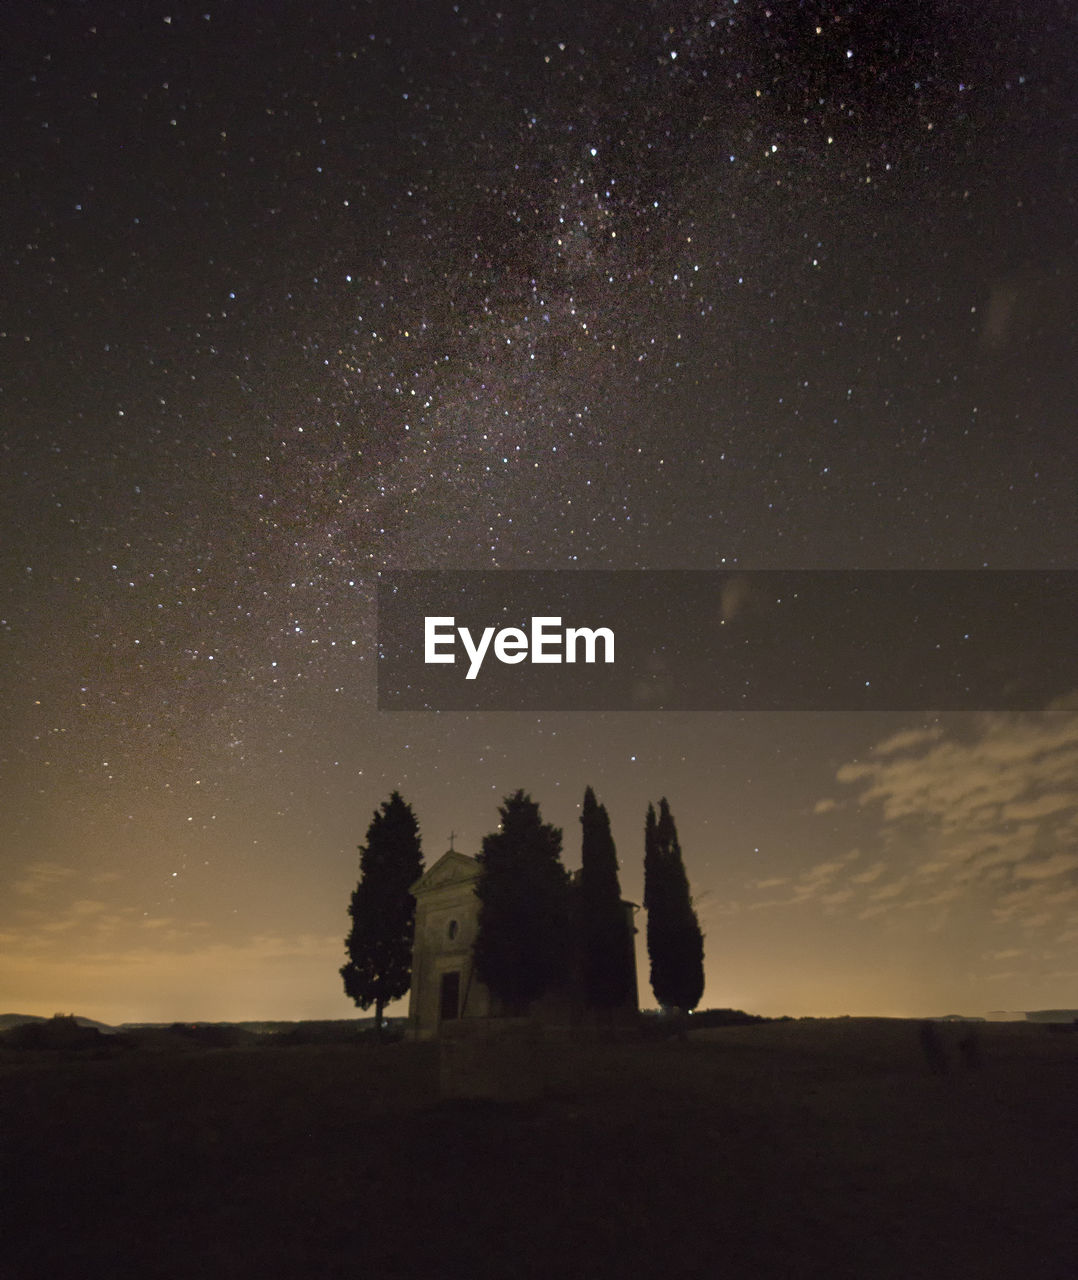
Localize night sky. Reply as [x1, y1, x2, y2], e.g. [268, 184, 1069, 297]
[3, 0, 1076, 1024]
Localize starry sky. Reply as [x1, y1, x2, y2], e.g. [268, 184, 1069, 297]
[3, 0, 1076, 1024]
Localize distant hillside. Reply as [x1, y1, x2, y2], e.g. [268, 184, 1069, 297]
[1, 1013, 402, 1052]
[0, 1013, 117, 1034]
[0, 1014, 48, 1031]
[116, 1017, 399, 1034]
[2, 1013, 393, 1035]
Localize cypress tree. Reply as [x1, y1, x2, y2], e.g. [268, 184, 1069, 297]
[474, 790, 571, 1013]
[340, 791, 424, 1036]
[643, 797, 705, 1015]
[644, 801, 665, 1006]
[579, 786, 634, 1010]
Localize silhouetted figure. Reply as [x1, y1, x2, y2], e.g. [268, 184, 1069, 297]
[919, 1020, 949, 1074]
[957, 1027, 982, 1070]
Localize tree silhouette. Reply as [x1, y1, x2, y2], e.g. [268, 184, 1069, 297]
[474, 790, 572, 1013]
[644, 797, 704, 1016]
[340, 791, 424, 1037]
[579, 786, 634, 1010]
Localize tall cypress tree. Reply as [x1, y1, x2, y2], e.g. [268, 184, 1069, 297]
[579, 786, 634, 1010]
[340, 792, 424, 1036]
[473, 790, 571, 1013]
[643, 797, 705, 1014]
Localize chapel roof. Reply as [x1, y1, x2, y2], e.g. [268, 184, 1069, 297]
[409, 849, 480, 896]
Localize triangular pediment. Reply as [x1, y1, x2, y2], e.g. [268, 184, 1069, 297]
[410, 850, 480, 896]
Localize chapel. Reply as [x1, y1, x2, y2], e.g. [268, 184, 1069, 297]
[407, 847, 639, 1039]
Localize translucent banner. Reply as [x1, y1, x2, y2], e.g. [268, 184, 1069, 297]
[376, 571, 1077, 711]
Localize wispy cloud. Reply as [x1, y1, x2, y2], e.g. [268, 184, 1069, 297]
[746, 851, 861, 909]
[1012, 852, 1078, 881]
[0, 858, 344, 1022]
[872, 727, 944, 756]
[742, 709, 1078, 952]
[834, 709, 1078, 931]
[3, 864, 209, 952]
[12, 862, 78, 897]
[819, 888, 855, 908]
[0, 932, 347, 1024]
[868, 877, 909, 902]
[800, 856, 854, 884]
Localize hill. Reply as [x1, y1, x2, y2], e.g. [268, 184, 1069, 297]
[0, 1013, 116, 1034]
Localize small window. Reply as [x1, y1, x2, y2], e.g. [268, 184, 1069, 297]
[447, 919, 459, 940]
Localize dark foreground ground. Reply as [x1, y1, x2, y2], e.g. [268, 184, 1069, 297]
[2, 1018, 1076, 1279]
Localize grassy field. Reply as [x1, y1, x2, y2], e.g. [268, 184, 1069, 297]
[2, 1018, 1076, 1278]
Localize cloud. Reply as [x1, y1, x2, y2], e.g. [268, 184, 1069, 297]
[837, 710, 1078, 909]
[905, 886, 964, 908]
[744, 708, 1078, 965]
[0, 932, 347, 1025]
[746, 851, 862, 909]
[1002, 794, 1077, 822]
[858, 902, 899, 920]
[35, 900, 112, 934]
[819, 889, 855, 908]
[720, 575, 751, 623]
[12, 862, 78, 897]
[1011, 853, 1078, 881]
[800, 858, 848, 884]
[836, 714, 1078, 837]
[2, 864, 211, 953]
[69, 899, 109, 917]
[869, 877, 910, 902]
[872, 727, 944, 756]
[991, 882, 1078, 924]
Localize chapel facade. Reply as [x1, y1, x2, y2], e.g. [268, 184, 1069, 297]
[407, 848, 639, 1039]
[407, 850, 494, 1038]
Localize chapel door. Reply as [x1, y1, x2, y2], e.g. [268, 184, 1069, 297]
[439, 970, 461, 1021]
